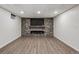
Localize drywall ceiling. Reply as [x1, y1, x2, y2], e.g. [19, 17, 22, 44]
[0, 4, 76, 18]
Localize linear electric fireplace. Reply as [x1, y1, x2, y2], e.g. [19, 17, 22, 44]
[31, 31, 44, 34]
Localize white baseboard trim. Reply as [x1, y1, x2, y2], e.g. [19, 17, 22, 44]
[0, 35, 21, 49]
[54, 36, 79, 52]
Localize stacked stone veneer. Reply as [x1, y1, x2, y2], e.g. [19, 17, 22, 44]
[44, 18, 53, 36]
[21, 18, 30, 36]
[21, 18, 53, 36]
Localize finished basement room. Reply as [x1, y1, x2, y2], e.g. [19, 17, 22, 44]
[0, 4, 79, 54]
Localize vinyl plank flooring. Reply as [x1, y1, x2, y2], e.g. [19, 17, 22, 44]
[0, 36, 78, 54]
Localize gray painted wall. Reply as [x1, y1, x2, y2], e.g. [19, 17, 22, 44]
[0, 8, 21, 48]
[54, 6, 79, 51]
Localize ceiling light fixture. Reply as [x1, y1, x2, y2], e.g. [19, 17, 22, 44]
[20, 11, 24, 14]
[37, 11, 41, 14]
[54, 11, 58, 14]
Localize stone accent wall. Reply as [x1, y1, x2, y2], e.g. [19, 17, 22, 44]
[22, 18, 53, 36]
[22, 18, 30, 36]
[44, 18, 53, 36]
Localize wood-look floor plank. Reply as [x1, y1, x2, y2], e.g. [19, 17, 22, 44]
[0, 36, 78, 54]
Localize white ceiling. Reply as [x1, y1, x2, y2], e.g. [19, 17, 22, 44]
[0, 4, 76, 18]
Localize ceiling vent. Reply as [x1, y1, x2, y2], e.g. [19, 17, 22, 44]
[11, 14, 16, 19]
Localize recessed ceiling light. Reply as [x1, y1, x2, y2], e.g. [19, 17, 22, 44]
[54, 11, 58, 14]
[20, 11, 24, 14]
[37, 11, 41, 14]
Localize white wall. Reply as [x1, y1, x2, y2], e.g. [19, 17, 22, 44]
[54, 6, 79, 51]
[0, 8, 21, 48]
